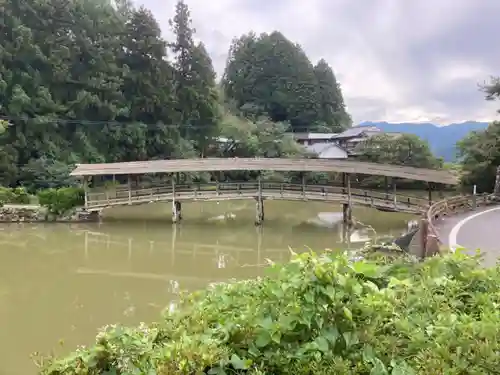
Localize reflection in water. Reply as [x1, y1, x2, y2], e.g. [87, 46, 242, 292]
[0, 202, 414, 375]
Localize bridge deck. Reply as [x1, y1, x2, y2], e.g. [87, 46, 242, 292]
[86, 182, 429, 214]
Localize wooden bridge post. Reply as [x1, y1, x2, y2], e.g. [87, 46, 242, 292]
[427, 183, 432, 205]
[342, 173, 352, 225]
[172, 177, 181, 223]
[83, 176, 89, 209]
[127, 175, 131, 204]
[384, 176, 389, 199]
[255, 174, 264, 225]
[392, 179, 397, 208]
[301, 173, 306, 199]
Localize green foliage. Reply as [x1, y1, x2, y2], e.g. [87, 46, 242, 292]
[458, 121, 500, 192]
[217, 114, 307, 158]
[215, 114, 308, 181]
[0, 186, 30, 205]
[37, 187, 84, 215]
[19, 157, 77, 192]
[170, 1, 221, 155]
[1, 0, 324, 189]
[222, 32, 350, 132]
[313, 59, 352, 131]
[0, 0, 217, 189]
[0, 120, 9, 134]
[359, 133, 442, 168]
[356, 133, 443, 188]
[456, 76, 500, 191]
[40, 251, 500, 374]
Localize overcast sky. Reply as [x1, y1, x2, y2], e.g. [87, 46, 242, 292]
[136, 0, 499, 125]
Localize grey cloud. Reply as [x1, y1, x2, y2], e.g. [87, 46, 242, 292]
[135, 0, 499, 124]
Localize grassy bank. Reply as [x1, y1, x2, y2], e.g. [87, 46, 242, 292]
[38, 248, 500, 374]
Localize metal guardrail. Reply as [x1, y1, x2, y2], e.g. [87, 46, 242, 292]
[85, 182, 430, 212]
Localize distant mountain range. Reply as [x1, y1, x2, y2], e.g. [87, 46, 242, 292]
[358, 121, 489, 162]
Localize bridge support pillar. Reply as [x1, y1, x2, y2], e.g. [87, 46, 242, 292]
[83, 176, 89, 209]
[255, 173, 264, 225]
[384, 176, 389, 199]
[392, 179, 397, 208]
[255, 197, 264, 225]
[172, 201, 182, 223]
[342, 203, 352, 225]
[342, 173, 353, 225]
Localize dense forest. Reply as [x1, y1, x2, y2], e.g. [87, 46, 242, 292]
[0, 0, 351, 190]
[1, 0, 498, 192]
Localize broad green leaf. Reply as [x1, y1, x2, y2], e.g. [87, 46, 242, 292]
[314, 336, 329, 353]
[230, 354, 251, 370]
[255, 331, 272, 348]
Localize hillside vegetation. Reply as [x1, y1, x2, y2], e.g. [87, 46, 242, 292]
[0, 0, 349, 191]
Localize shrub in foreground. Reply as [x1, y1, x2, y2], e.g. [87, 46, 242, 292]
[39, 250, 500, 374]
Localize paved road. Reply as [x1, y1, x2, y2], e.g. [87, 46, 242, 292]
[437, 206, 500, 266]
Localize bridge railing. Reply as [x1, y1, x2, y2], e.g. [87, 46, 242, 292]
[416, 193, 493, 258]
[86, 181, 430, 210]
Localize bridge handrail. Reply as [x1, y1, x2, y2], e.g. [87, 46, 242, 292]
[86, 181, 430, 208]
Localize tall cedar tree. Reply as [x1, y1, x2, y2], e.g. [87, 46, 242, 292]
[169, 0, 219, 155]
[313, 59, 352, 131]
[222, 32, 352, 132]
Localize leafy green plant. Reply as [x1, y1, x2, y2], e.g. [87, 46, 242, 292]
[12, 187, 30, 204]
[0, 186, 31, 205]
[39, 250, 500, 374]
[37, 187, 84, 216]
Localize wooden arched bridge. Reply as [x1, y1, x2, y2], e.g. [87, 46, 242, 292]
[69, 157, 500, 261]
[71, 157, 459, 224]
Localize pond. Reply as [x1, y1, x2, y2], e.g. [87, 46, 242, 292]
[0, 200, 416, 374]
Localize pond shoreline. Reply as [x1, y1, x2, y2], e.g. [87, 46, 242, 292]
[0, 205, 100, 222]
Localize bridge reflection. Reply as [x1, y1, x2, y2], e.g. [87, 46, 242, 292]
[76, 223, 383, 287]
[0, 221, 399, 294]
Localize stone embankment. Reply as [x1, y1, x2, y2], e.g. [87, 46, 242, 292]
[0, 205, 100, 222]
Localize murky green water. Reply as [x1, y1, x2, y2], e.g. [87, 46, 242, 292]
[0, 200, 415, 374]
